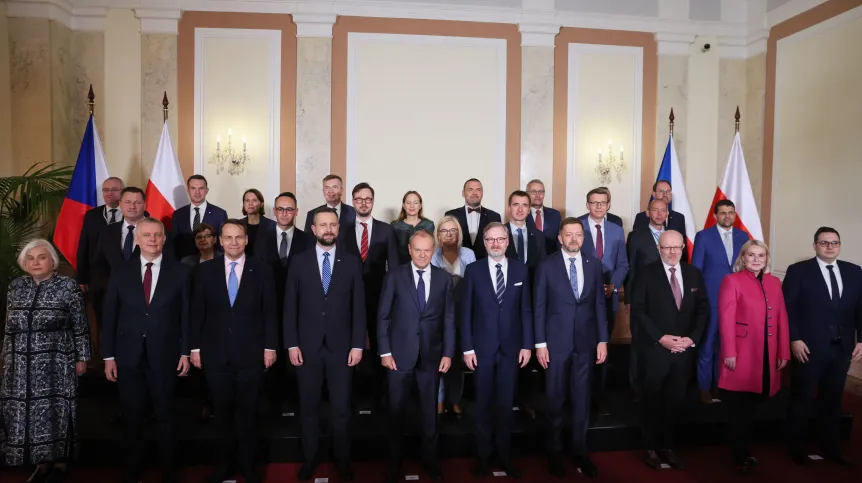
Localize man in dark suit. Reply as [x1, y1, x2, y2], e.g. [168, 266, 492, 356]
[171, 175, 228, 260]
[633, 180, 688, 262]
[626, 198, 668, 393]
[101, 217, 191, 483]
[784, 226, 862, 466]
[302, 173, 356, 234]
[690, 200, 749, 403]
[534, 217, 608, 478]
[90, 187, 150, 288]
[631, 230, 708, 470]
[578, 187, 629, 415]
[445, 178, 502, 259]
[461, 222, 532, 477]
[378, 230, 455, 483]
[284, 207, 366, 481]
[253, 192, 312, 415]
[526, 179, 562, 253]
[190, 219, 278, 483]
[505, 190, 546, 281]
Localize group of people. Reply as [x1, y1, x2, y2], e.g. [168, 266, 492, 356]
[1, 173, 860, 483]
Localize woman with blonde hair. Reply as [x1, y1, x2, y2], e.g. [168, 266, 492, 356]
[717, 239, 790, 474]
[1, 239, 91, 482]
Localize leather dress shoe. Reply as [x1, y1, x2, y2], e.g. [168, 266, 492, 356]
[548, 453, 565, 477]
[473, 458, 489, 477]
[736, 456, 759, 474]
[644, 450, 663, 470]
[699, 390, 714, 404]
[575, 455, 598, 477]
[297, 461, 317, 481]
[423, 461, 443, 481]
[500, 459, 522, 478]
[661, 450, 684, 469]
[26, 468, 49, 483]
[336, 461, 354, 481]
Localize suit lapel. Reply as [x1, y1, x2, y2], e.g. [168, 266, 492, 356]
[147, 260, 170, 308]
[402, 264, 420, 311]
[810, 258, 833, 303]
[554, 252, 577, 304]
[454, 209, 469, 246]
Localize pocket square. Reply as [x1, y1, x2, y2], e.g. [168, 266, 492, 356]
[514, 282, 523, 287]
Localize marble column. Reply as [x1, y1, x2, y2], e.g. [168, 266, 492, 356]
[141, 33, 178, 178]
[655, 54, 689, 169]
[9, 18, 52, 172]
[519, 36, 556, 202]
[295, 14, 336, 229]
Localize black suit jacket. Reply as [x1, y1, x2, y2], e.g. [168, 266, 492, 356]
[625, 228, 662, 298]
[76, 205, 115, 284]
[283, 247, 366, 355]
[444, 206, 502, 259]
[303, 202, 356, 235]
[377, 264, 456, 370]
[171, 203, 229, 260]
[606, 212, 624, 228]
[504, 222, 547, 283]
[101, 256, 191, 370]
[88, 222, 142, 292]
[190, 256, 278, 368]
[340, 219, 399, 319]
[253, 226, 313, 321]
[633, 209, 688, 262]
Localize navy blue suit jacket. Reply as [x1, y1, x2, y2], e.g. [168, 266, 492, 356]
[377, 264, 456, 370]
[533, 251, 608, 354]
[303, 202, 356, 235]
[461, 258, 533, 358]
[504, 222, 547, 282]
[783, 258, 862, 357]
[577, 215, 629, 309]
[171, 202, 228, 260]
[528, 207, 562, 253]
[691, 226, 748, 307]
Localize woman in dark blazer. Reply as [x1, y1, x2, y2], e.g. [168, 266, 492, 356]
[718, 239, 790, 474]
[240, 188, 275, 257]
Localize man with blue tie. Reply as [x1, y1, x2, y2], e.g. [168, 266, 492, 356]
[171, 175, 228, 260]
[505, 190, 546, 281]
[578, 187, 628, 415]
[378, 230, 455, 483]
[534, 217, 608, 478]
[784, 227, 862, 466]
[691, 199, 749, 404]
[526, 179, 562, 253]
[462, 222, 533, 477]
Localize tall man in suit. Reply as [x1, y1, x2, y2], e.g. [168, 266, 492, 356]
[691, 199, 749, 404]
[631, 230, 708, 470]
[578, 187, 628, 415]
[784, 227, 862, 466]
[302, 174, 356, 234]
[462, 222, 532, 477]
[91, 187, 149, 286]
[534, 217, 608, 478]
[633, 180, 688, 262]
[254, 192, 312, 414]
[626, 199, 667, 393]
[284, 207, 366, 481]
[378, 230, 455, 483]
[526, 179, 562, 253]
[101, 217, 191, 483]
[171, 175, 228, 260]
[190, 220, 278, 483]
[445, 178, 501, 259]
[505, 190, 546, 281]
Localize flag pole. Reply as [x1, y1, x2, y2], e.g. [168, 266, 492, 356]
[87, 84, 95, 116]
[162, 91, 169, 122]
[734, 106, 740, 133]
[669, 108, 675, 136]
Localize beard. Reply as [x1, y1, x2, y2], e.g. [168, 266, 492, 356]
[487, 248, 505, 259]
[317, 234, 336, 247]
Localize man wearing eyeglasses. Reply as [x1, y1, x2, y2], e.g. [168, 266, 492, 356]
[633, 180, 688, 262]
[784, 227, 862, 466]
[631, 230, 708, 471]
[525, 179, 562, 253]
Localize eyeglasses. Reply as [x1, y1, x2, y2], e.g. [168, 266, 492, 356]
[655, 189, 672, 196]
[659, 245, 684, 252]
[195, 234, 214, 240]
[353, 197, 373, 204]
[817, 241, 841, 248]
[274, 207, 296, 214]
[102, 188, 122, 193]
[528, 190, 545, 195]
[588, 201, 609, 207]
[484, 237, 508, 244]
[439, 228, 458, 236]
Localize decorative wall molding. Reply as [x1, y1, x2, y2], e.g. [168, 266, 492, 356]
[518, 23, 560, 47]
[293, 12, 338, 38]
[135, 8, 182, 34]
[766, 0, 829, 27]
[655, 32, 696, 55]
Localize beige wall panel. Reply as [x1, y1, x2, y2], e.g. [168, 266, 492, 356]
[9, 18, 51, 172]
[0, 10, 13, 175]
[104, 9, 142, 186]
[142, 34, 179, 182]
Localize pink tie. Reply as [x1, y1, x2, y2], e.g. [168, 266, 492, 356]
[535, 210, 543, 232]
[669, 267, 682, 310]
[595, 224, 604, 260]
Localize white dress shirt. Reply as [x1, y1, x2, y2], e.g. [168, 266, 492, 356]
[817, 257, 843, 298]
[648, 224, 665, 244]
[536, 251, 584, 349]
[326, 202, 341, 219]
[661, 260, 684, 292]
[381, 262, 432, 358]
[465, 257, 509, 355]
[439, 254, 462, 278]
[316, 244, 336, 278]
[104, 205, 121, 224]
[530, 206, 544, 220]
[120, 220, 138, 250]
[276, 225, 295, 256]
[509, 222, 528, 263]
[104, 254, 163, 361]
[355, 216, 374, 252]
[588, 216, 606, 252]
[465, 206, 480, 244]
[189, 200, 208, 230]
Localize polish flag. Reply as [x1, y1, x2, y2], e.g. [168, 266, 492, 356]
[145, 122, 187, 230]
[703, 132, 763, 241]
[657, 134, 697, 261]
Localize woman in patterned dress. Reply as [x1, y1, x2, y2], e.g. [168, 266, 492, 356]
[1, 239, 91, 482]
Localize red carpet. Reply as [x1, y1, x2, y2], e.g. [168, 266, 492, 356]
[3, 394, 861, 482]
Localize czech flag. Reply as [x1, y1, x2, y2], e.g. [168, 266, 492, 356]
[54, 115, 109, 270]
[703, 132, 763, 240]
[656, 134, 697, 261]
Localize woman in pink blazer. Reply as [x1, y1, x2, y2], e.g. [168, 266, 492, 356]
[718, 239, 790, 474]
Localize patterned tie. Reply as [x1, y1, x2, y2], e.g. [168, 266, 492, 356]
[143, 262, 153, 306]
[516, 228, 525, 264]
[109, 208, 118, 224]
[193, 207, 201, 229]
[360, 222, 369, 261]
[669, 267, 682, 310]
[595, 224, 604, 260]
[535, 210, 543, 232]
[321, 252, 332, 295]
[569, 257, 579, 300]
[416, 270, 426, 312]
[123, 225, 135, 261]
[228, 262, 239, 307]
[495, 263, 505, 304]
[279, 232, 289, 260]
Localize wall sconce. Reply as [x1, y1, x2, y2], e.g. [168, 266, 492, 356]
[211, 128, 249, 176]
[596, 139, 626, 184]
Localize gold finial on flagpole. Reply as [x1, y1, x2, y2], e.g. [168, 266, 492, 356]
[162, 92, 169, 122]
[87, 84, 95, 116]
[734, 106, 741, 133]
[669, 108, 675, 136]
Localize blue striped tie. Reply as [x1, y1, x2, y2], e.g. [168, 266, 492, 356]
[321, 252, 331, 295]
[227, 262, 238, 306]
[569, 257, 579, 300]
[495, 263, 505, 304]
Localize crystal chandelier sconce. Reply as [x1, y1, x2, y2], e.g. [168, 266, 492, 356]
[210, 128, 249, 176]
[596, 139, 626, 184]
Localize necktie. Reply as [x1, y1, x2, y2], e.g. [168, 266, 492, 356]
[516, 228, 525, 264]
[321, 252, 331, 295]
[123, 225, 135, 261]
[360, 222, 369, 261]
[669, 267, 682, 310]
[193, 207, 201, 229]
[109, 208, 117, 224]
[495, 263, 505, 304]
[569, 257, 579, 300]
[827, 265, 840, 306]
[279, 232, 288, 260]
[723, 231, 733, 265]
[143, 262, 153, 306]
[595, 224, 604, 260]
[228, 262, 239, 306]
[416, 270, 426, 312]
[650, 229, 661, 244]
[534, 210, 543, 232]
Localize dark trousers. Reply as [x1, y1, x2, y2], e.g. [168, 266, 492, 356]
[296, 347, 353, 463]
[474, 351, 519, 460]
[206, 365, 263, 474]
[629, 318, 640, 392]
[387, 358, 440, 464]
[545, 351, 594, 455]
[788, 341, 850, 455]
[722, 389, 768, 464]
[640, 351, 694, 450]
[366, 315, 388, 406]
[116, 345, 177, 472]
[594, 303, 616, 398]
[266, 351, 296, 412]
